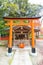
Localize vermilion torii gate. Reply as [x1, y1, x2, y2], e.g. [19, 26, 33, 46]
[3, 17, 41, 55]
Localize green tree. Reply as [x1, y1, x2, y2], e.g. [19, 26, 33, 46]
[0, 0, 43, 34]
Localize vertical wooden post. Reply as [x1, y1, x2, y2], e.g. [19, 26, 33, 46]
[31, 20, 35, 53]
[8, 20, 13, 53]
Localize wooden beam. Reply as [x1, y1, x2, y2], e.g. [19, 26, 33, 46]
[3, 17, 41, 20]
[13, 21, 31, 26]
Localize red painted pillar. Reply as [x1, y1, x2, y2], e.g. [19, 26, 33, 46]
[31, 20, 35, 53]
[8, 20, 13, 53]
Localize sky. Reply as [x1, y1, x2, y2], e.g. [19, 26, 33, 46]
[29, 0, 43, 5]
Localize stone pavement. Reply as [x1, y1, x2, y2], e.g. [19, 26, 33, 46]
[0, 39, 43, 65]
[11, 49, 32, 65]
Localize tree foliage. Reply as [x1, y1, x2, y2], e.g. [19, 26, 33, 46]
[0, 0, 43, 34]
[0, 0, 42, 17]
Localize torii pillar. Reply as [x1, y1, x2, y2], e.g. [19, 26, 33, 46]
[30, 18, 41, 56]
[3, 19, 13, 55]
[31, 20, 35, 54]
[8, 20, 13, 53]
